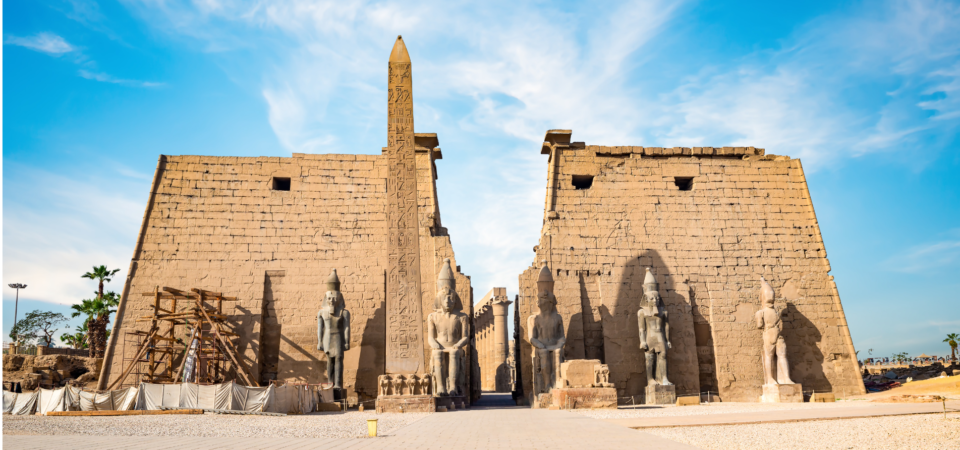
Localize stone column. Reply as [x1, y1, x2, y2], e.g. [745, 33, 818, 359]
[492, 294, 513, 392]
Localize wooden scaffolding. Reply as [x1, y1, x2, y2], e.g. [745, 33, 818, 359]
[108, 287, 259, 390]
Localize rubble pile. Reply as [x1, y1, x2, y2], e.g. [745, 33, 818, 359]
[2, 354, 101, 391]
[861, 362, 958, 392]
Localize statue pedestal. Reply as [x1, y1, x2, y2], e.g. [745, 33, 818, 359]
[760, 383, 803, 403]
[645, 384, 676, 405]
[376, 395, 436, 413]
[375, 395, 466, 413]
[550, 387, 617, 410]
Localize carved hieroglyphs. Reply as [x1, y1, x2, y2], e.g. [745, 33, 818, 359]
[385, 36, 425, 375]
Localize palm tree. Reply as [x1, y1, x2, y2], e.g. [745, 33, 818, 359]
[945, 333, 959, 362]
[82, 265, 120, 301]
[71, 291, 120, 358]
[79, 266, 121, 358]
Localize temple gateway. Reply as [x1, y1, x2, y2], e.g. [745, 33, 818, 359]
[99, 36, 865, 408]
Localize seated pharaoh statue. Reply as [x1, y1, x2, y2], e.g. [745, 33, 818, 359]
[528, 265, 565, 396]
[427, 259, 469, 397]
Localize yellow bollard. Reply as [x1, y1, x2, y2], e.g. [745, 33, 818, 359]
[367, 419, 378, 437]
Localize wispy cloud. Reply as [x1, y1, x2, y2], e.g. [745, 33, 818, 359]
[5, 32, 75, 55]
[78, 69, 164, 87]
[2, 165, 145, 306]
[886, 231, 960, 273]
[112, 0, 960, 296]
[661, 0, 960, 168]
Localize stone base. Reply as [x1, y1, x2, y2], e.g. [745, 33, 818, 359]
[433, 395, 467, 410]
[760, 383, 803, 403]
[810, 392, 835, 403]
[375, 395, 466, 413]
[532, 393, 553, 409]
[376, 395, 436, 413]
[550, 387, 617, 410]
[645, 384, 676, 405]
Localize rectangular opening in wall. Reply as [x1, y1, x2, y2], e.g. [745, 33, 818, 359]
[572, 175, 594, 190]
[674, 177, 694, 191]
[272, 177, 291, 191]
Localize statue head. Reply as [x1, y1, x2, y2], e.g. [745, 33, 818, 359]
[760, 276, 775, 307]
[323, 269, 344, 313]
[438, 286, 456, 313]
[536, 265, 554, 295]
[326, 269, 341, 292]
[435, 258, 461, 312]
[536, 265, 558, 314]
[642, 268, 661, 306]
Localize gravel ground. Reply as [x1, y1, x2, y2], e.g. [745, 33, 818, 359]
[2, 411, 429, 439]
[644, 412, 960, 450]
[578, 401, 886, 419]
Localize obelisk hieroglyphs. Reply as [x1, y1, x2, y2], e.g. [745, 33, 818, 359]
[385, 36, 425, 374]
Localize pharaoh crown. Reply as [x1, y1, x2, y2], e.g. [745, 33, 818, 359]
[760, 276, 775, 304]
[537, 265, 555, 292]
[326, 269, 341, 292]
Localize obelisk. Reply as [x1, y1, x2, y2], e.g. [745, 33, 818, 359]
[385, 36, 425, 374]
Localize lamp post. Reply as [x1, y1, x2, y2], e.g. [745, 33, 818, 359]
[8, 284, 27, 342]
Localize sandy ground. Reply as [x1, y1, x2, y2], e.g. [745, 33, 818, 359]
[2, 411, 429, 439]
[645, 412, 960, 450]
[854, 375, 960, 401]
[578, 401, 887, 419]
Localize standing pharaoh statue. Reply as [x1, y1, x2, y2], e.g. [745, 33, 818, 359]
[756, 276, 795, 386]
[638, 268, 672, 388]
[528, 265, 565, 396]
[427, 259, 469, 396]
[317, 269, 351, 389]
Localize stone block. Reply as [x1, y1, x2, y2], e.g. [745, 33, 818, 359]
[676, 396, 700, 406]
[549, 387, 617, 410]
[645, 384, 676, 405]
[375, 396, 436, 413]
[811, 392, 835, 403]
[560, 359, 601, 388]
[760, 384, 803, 403]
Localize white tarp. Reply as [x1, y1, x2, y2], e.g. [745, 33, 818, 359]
[161, 384, 181, 408]
[38, 388, 67, 414]
[8, 391, 39, 415]
[179, 383, 200, 409]
[80, 387, 138, 411]
[125, 382, 325, 413]
[3, 391, 19, 414]
[136, 383, 164, 410]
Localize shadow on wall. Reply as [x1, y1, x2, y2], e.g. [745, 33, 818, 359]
[690, 283, 719, 394]
[600, 255, 646, 401]
[355, 301, 386, 402]
[232, 304, 260, 384]
[783, 303, 829, 392]
[601, 249, 699, 402]
[578, 272, 604, 362]
[278, 333, 322, 383]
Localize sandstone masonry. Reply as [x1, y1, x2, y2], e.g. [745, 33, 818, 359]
[518, 130, 865, 403]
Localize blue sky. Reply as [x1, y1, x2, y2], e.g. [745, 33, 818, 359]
[3, 0, 959, 359]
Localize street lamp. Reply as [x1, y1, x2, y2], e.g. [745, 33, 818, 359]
[8, 284, 27, 342]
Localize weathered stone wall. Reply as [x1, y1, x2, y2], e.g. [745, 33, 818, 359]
[101, 149, 472, 404]
[519, 135, 864, 403]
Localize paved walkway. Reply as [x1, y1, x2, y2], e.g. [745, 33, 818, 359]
[605, 400, 960, 429]
[4, 399, 698, 450]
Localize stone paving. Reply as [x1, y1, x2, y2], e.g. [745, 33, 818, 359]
[604, 400, 960, 428]
[3, 394, 696, 450]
